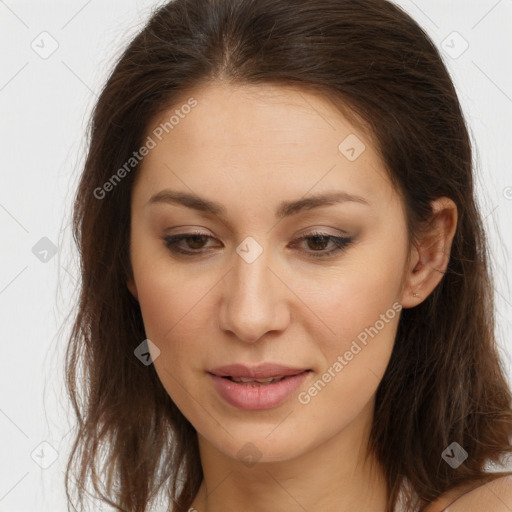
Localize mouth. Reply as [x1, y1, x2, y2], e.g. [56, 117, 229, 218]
[218, 372, 310, 385]
[209, 362, 312, 380]
[208, 369, 312, 410]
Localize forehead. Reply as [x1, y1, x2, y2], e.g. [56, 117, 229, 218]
[133, 81, 397, 211]
[146, 82, 371, 159]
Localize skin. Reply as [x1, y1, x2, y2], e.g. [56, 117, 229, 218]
[127, 81, 457, 512]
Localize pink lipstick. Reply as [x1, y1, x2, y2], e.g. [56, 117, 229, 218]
[208, 363, 311, 410]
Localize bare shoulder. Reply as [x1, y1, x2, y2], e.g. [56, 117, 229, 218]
[447, 474, 512, 512]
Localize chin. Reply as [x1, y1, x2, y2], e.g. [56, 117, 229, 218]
[203, 427, 310, 466]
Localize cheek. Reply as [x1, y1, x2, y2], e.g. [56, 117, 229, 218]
[297, 256, 405, 354]
[136, 272, 203, 345]
[133, 259, 221, 379]
[298, 279, 401, 429]
[129, 223, 211, 344]
[312, 282, 400, 393]
[133, 270, 211, 411]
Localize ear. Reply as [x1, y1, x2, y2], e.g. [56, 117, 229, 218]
[127, 275, 139, 301]
[400, 196, 458, 309]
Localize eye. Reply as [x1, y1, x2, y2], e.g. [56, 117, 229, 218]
[289, 231, 354, 258]
[163, 231, 216, 255]
[163, 230, 354, 258]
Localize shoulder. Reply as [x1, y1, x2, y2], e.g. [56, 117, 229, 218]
[446, 474, 512, 512]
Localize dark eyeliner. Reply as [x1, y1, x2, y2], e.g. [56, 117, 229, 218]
[289, 231, 354, 259]
[163, 231, 354, 258]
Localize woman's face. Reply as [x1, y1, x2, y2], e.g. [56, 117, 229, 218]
[127, 82, 414, 463]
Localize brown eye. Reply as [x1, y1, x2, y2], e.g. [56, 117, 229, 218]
[305, 234, 330, 251]
[163, 233, 217, 255]
[290, 231, 354, 259]
[184, 235, 209, 250]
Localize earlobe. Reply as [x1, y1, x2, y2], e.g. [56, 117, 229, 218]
[400, 197, 457, 309]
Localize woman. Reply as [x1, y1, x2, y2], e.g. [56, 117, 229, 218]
[64, 1, 512, 511]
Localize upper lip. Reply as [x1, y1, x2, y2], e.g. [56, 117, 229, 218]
[209, 363, 310, 379]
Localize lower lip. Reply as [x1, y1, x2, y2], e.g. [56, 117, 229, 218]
[208, 371, 311, 410]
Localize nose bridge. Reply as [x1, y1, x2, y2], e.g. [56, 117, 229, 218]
[219, 237, 288, 343]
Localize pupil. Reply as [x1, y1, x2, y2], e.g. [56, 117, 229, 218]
[188, 235, 207, 249]
[308, 235, 328, 251]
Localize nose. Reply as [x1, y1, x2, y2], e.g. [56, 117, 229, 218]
[218, 245, 290, 344]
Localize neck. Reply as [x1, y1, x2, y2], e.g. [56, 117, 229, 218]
[189, 398, 388, 512]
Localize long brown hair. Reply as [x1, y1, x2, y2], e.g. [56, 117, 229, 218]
[64, 0, 512, 510]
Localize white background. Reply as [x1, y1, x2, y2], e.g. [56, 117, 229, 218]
[0, 0, 511, 510]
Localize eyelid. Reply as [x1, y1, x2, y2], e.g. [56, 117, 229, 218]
[163, 226, 351, 244]
[292, 225, 352, 238]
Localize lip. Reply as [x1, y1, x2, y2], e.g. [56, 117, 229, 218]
[208, 368, 312, 410]
[209, 363, 310, 379]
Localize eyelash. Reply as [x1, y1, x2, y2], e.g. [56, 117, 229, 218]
[163, 230, 354, 259]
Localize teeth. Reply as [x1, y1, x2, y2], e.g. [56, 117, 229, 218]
[231, 376, 286, 384]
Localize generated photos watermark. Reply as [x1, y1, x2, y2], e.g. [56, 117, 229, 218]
[298, 301, 403, 405]
[93, 97, 198, 200]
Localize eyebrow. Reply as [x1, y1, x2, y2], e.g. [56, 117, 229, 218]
[147, 189, 370, 219]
